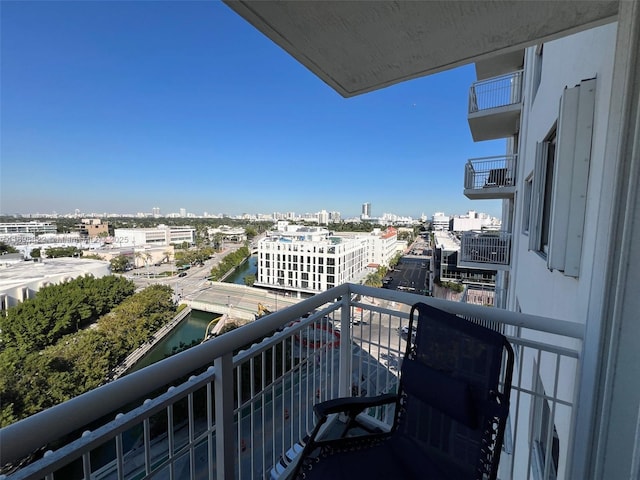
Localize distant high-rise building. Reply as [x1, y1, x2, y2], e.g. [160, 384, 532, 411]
[361, 202, 371, 219]
[152, 207, 160, 217]
[317, 210, 329, 225]
[179, 208, 186, 217]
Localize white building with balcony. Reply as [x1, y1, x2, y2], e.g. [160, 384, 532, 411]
[461, 17, 628, 480]
[256, 225, 397, 295]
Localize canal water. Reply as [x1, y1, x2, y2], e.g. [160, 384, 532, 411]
[130, 255, 258, 371]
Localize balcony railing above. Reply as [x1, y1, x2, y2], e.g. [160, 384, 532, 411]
[468, 70, 523, 141]
[459, 230, 512, 270]
[1, 283, 584, 480]
[464, 154, 517, 199]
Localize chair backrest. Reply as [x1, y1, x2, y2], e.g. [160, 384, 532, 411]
[486, 167, 508, 186]
[394, 302, 514, 480]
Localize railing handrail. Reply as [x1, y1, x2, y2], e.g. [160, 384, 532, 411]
[0, 286, 347, 466]
[462, 230, 513, 237]
[470, 69, 524, 88]
[468, 69, 524, 113]
[466, 153, 518, 162]
[0, 283, 584, 466]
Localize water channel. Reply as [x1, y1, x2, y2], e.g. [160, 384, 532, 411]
[130, 255, 258, 372]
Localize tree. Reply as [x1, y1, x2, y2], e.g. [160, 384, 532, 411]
[0, 283, 175, 426]
[245, 226, 258, 239]
[244, 274, 256, 287]
[45, 246, 82, 258]
[110, 255, 130, 273]
[0, 242, 18, 254]
[30, 247, 41, 258]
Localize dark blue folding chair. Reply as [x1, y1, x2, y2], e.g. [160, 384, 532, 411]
[291, 302, 514, 480]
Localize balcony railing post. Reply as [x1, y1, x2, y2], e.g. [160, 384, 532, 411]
[338, 295, 352, 398]
[214, 352, 234, 480]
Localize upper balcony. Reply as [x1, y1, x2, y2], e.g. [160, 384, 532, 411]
[468, 70, 523, 141]
[0, 284, 583, 480]
[459, 230, 512, 270]
[464, 154, 517, 199]
[475, 49, 525, 81]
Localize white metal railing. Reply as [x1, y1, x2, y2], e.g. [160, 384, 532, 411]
[465, 154, 517, 190]
[0, 284, 583, 480]
[468, 70, 524, 113]
[460, 230, 512, 267]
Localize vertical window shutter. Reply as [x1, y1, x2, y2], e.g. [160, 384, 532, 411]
[548, 79, 596, 276]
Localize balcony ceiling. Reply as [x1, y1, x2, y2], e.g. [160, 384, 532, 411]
[224, 0, 618, 97]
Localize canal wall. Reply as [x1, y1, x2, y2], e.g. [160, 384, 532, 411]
[110, 306, 192, 379]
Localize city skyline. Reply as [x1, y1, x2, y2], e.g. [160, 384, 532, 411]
[0, 204, 499, 223]
[1, 1, 505, 219]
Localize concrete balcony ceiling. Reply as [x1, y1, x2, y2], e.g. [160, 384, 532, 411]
[224, 0, 617, 97]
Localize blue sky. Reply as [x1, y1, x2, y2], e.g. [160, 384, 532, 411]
[1, 1, 505, 219]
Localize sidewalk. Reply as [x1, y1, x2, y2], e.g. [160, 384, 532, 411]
[109, 306, 192, 380]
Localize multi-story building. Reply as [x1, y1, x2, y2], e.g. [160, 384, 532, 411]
[361, 202, 371, 219]
[431, 212, 450, 231]
[433, 230, 497, 285]
[76, 219, 110, 238]
[450, 210, 500, 232]
[460, 18, 624, 480]
[364, 227, 399, 268]
[317, 209, 329, 225]
[256, 224, 397, 295]
[0, 221, 57, 235]
[114, 225, 196, 247]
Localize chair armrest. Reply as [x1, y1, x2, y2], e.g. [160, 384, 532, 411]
[314, 392, 398, 419]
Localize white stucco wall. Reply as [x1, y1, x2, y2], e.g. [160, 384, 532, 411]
[510, 22, 617, 326]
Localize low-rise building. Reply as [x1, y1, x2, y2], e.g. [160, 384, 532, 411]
[114, 225, 196, 247]
[0, 258, 111, 310]
[0, 221, 57, 236]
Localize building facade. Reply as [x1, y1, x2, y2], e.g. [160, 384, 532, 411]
[0, 221, 57, 236]
[431, 212, 450, 231]
[255, 224, 397, 295]
[114, 225, 196, 247]
[463, 20, 622, 479]
[0, 258, 111, 310]
[76, 219, 110, 238]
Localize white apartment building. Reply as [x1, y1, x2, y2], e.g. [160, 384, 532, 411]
[114, 225, 196, 247]
[256, 224, 397, 295]
[364, 227, 398, 268]
[450, 211, 500, 232]
[431, 212, 450, 231]
[0, 221, 57, 236]
[460, 18, 630, 479]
